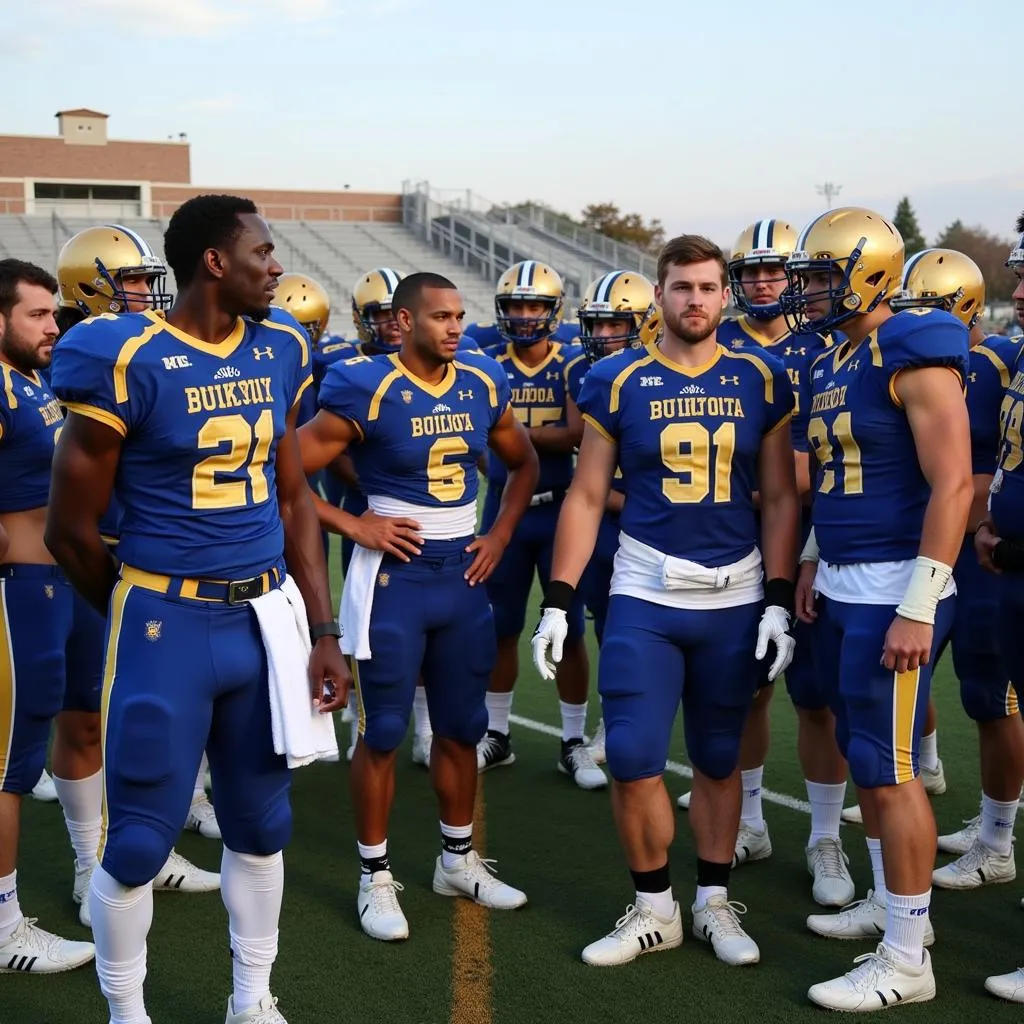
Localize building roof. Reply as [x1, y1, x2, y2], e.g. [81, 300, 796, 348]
[55, 108, 109, 119]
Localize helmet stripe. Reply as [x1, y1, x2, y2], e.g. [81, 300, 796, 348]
[900, 248, 933, 289]
[108, 223, 154, 259]
[796, 211, 830, 252]
[379, 267, 399, 294]
[752, 220, 765, 250]
[765, 219, 775, 249]
[596, 271, 623, 304]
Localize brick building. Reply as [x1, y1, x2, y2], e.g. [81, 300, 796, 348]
[0, 109, 400, 222]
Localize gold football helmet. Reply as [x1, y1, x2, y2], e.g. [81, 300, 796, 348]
[577, 270, 660, 362]
[890, 249, 985, 329]
[351, 267, 403, 351]
[728, 219, 798, 320]
[781, 207, 904, 333]
[1008, 230, 1024, 270]
[495, 260, 564, 345]
[274, 273, 331, 344]
[57, 224, 171, 316]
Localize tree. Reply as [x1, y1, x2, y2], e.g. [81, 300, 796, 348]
[892, 197, 926, 255]
[933, 221, 1018, 304]
[580, 202, 665, 254]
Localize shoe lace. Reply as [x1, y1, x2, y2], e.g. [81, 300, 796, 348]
[949, 839, 998, 874]
[811, 837, 850, 880]
[566, 744, 599, 774]
[707, 898, 749, 938]
[611, 903, 645, 934]
[248, 995, 286, 1024]
[459, 851, 505, 890]
[368, 876, 405, 914]
[846, 944, 898, 987]
[190, 796, 218, 824]
[9, 918, 64, 957]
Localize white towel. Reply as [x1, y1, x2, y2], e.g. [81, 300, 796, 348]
[339, 544, 384, 662]
[250, 574, 339, 769]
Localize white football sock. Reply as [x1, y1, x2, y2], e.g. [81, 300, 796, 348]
[221, 849, 283, 1016]
[637, 886, 675, 919]
[440, 821, 473, 869]
[412, 686, 432, 740]
[357, 840, 388, 877]
[559, 701, 587, 742]
[485, 692, 513, 735]
[866, 836, 887, 902]
[980, 793, 1018, 856]
[53, 769, 104, 868]
[694, 884, 727, 909]
[806, 780, 845, 845]
[740, 767, 765, 831]
[0, 870, 22, 941]
[194, 753, 209, 799]
[90, 864, 153, 1024]
[884, 889, 930, 966]
[919, 731, 939, 772]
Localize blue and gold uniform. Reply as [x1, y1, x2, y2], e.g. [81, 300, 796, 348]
[481, 340, 589, 639]
[0, 364, 72, 795]
[50, 307, 311, 887]
[464, 321, 579, 349]
[807, 309, 968, 788]
[577, 342, 793, 782]
[319, 351, 510, 751]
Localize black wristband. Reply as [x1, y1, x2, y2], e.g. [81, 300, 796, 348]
[764, 577, 795, 617]
[310, 621, 342, 643]
[992, 539, 1024, 573]
[542, 580, 576, 612]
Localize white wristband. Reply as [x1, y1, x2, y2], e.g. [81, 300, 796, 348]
[895, 556, 952, 625]
[799, 527, 819, 565]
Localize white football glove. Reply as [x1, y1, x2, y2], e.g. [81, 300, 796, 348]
[532, 608, 568, 681]
[756, 604, 795, 682]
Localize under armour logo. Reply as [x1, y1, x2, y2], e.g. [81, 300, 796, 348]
[968, 372, 978, 383]
[784, 346, 806, 356]
[252, 347, 274, 360]
[458, 389, 474, 400]
[720, 375, 740, 385]
[847, 360, 859, 372]
[545, 370, 560, 380]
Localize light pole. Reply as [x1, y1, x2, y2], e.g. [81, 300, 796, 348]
[816, 182, 842, 210]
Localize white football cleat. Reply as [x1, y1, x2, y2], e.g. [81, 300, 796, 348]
[937, 814, 981, 855]
[677, 791, 692, 810]
[432, 850, 527, 909]
[732, 823, 772, 867]
[411, 733, 432, 769]
[986, 967, 1024, 1003]
[808, 943, 935, 1012]
[357, 871, 409, 942]
[72, 860, 95, 928]
[921, 760, 946, 796]
[185, 792, 222, 840]
[932, 839, 1015, 890]
[154, 849, 220, 893]
[806, 890, 935, 946]
[31, 769, 58, 803]
[691, 895, 760, 965]
[807, 836, 856, 907]
[841, 803, 863, 825]
[476, 730, 515, 773]
[581, 898, 683, 967]
[558, 741, 607, 790]
[587, 719, 606, 765]
[225, 992, 287, 1023]
[341, 702, 358, 762]
[0, 916, 95, 974]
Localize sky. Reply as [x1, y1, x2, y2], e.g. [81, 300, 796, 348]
[1, 0, 1021, 248]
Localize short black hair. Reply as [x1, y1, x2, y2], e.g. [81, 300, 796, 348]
[392, 272, 458, 317]
[163, 194, 259, 288]
[56, 306, 86, 336]
[0, 258, 57, 318]
[1016, 210, 1024, 235]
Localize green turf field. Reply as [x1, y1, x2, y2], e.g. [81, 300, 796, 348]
[11, 556, 1024, 1024]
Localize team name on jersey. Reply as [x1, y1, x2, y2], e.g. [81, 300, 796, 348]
[788, 367, 800, 390]
[410, 412, 476, 437]
[1010, 370, 1024, 395]
[511, 385, 558, 406]
[184, 377, 275, 415]
[648, 396, 746, 421]
[809, 385, 848, 414]
[38, 398, 62, 428]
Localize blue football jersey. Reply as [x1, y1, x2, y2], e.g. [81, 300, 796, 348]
[483, 340, 587, 493]
[464, 321, 580, 348]
[0, 363, 63, 513]
[578, 343, 793, 565]
[968, 336, 1022, 475]
[50, 308, 312, 578]
[717, 315, 831, 450]
[807, 309, 969, 564]
[317, 352, 510, 508]
[991, 341, 1024, 541]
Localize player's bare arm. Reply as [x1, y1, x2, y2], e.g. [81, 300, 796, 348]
[44, 412, 121, 614]
[885, 365, 973, 672]
[528, 394, 584, 453]
[298, 407, 423, 560]
[757, 421, 800, 584]
[277, 405, 351, 710]
[465, 407, 538, 585]
[328, 451, 359, 489]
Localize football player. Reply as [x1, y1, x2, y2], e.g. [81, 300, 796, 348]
[534, 236, 799, 968]
[46, 195, 348, 1024]
[675, 219, 853, 906]
[464, 316, 581, 348]
[0, 258, 96, 974]
[298, 271, 538, 942]
[572, 271, 662, 764]
[273, 272, 331, 430]
[53, 227, 221, 930]
[976, 214, 1024, 1004]
[889, 251, 1023, 888]
[789, 208, 971, 1011]
[476, 260, 600, 788]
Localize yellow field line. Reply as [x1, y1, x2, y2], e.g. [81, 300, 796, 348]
[450, 781, 492, 1024]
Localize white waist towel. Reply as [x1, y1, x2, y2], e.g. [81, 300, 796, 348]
[250, 574, 339, 769]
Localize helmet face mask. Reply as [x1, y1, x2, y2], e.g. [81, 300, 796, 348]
[888, 248, 985, 330]
[781, 252, 864, 334]
[727, 220, 798, 321]
[578, 270, 660, 363]
[351, 267, 403, 352]
[494, 261, 564, 347]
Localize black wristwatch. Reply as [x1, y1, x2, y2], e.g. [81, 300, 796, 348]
[310, 621, 342, 643]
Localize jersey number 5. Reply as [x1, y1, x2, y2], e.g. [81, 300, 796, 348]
[807, 412, 863, 495]
[192, 411, 274, 510]
[999, 395, 1024, 473]
[427, 436, 469, 502]
[660, 422, 735, 503]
